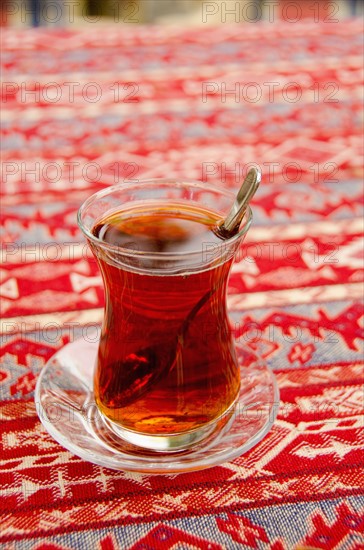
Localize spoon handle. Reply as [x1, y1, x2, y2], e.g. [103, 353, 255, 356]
[221, 167, 261, 235]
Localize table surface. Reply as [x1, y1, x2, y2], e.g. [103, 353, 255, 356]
[1, 18, 363, 549]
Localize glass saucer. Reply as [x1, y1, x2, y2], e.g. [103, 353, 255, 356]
[35, 330, 279, 474]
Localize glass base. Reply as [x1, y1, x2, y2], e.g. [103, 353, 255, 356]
[100, 399, 236, 452]
[35, 329, 279, 474]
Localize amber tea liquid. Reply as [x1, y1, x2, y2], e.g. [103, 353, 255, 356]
[91, 203, 241, 442]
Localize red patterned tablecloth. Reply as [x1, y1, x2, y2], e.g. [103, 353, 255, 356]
[1, 18, 363, 549]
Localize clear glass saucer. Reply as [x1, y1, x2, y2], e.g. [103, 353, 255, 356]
[35, 330, 279, 474]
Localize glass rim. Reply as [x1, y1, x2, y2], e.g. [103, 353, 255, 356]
[77, 179, 253, 260]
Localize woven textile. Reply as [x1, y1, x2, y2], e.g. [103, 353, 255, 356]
[1, 19, 363, 549]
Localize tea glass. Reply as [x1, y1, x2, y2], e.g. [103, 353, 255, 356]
[77, 179, 252, 451]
